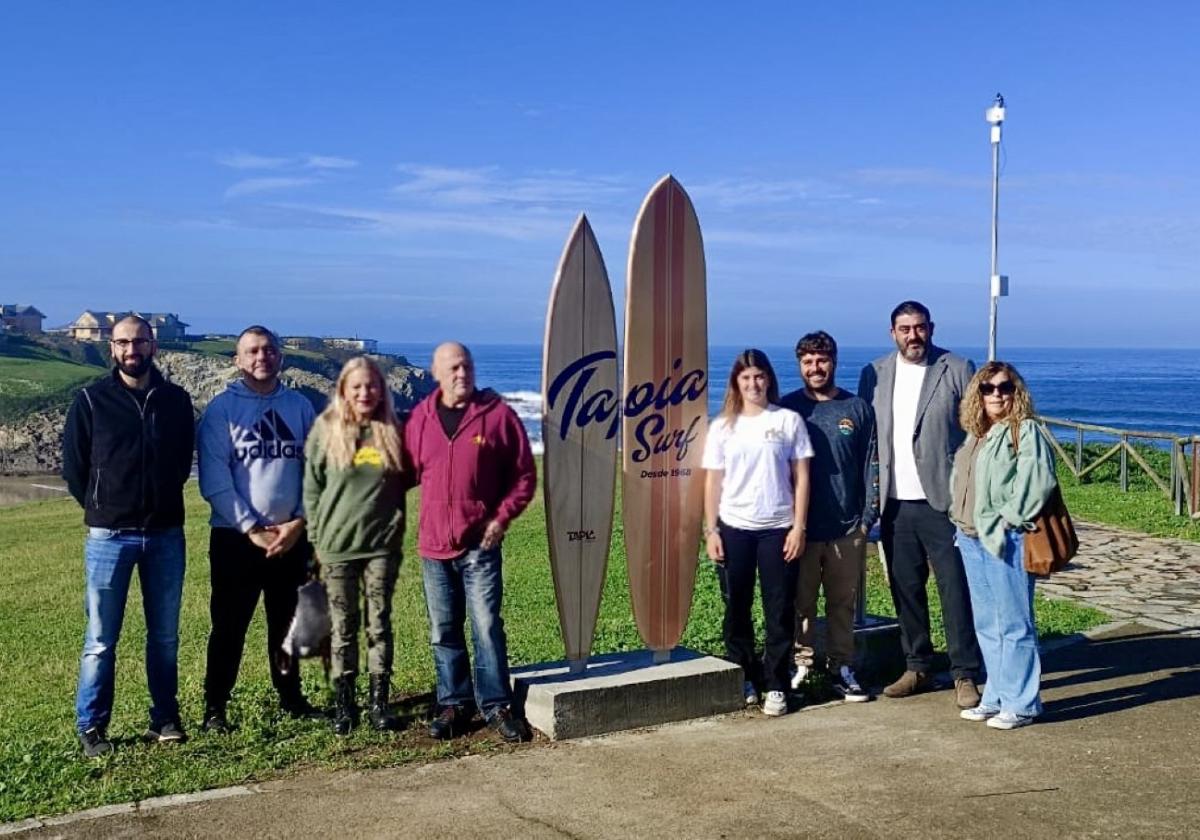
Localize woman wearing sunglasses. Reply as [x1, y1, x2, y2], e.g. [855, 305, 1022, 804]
[702, 349, 813, 717]
[949, 361, 1058, 730]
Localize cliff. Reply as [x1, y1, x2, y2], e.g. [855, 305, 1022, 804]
[0, 349, 434, 475]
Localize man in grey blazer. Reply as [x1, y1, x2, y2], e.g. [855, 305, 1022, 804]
[857, 301, 982, 709]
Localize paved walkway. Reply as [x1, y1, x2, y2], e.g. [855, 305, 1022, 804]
[7, 520, 1200, 838]
[1040, 521, 1200, 632]
[12, 622, 1200, 839]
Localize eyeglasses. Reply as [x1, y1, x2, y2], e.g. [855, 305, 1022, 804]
[111, 338, 152, 349]
[979, 381, 1016, 396]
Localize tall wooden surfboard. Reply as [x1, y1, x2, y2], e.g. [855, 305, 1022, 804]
[622, 176, 708, 659]
[542, 214, 619, 673]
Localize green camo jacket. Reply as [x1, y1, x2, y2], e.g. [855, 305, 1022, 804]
[953, 418, 1057, 559]
[303, 425, 406, 563]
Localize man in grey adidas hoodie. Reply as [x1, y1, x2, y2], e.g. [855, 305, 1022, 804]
[197, 325, 319, 732]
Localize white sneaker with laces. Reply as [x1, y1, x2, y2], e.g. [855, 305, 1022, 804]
[960, 704, 1000, 722]
[986, 711, 1035, 730]
[762, 690, 788, 717]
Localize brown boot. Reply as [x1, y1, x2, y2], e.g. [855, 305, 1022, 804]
[882, 670, 933, 698]
[954, 678, 981, 710]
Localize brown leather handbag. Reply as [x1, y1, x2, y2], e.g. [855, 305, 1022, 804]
[1024, 484, 1080, 576]
[1011, 425, 1079, 576]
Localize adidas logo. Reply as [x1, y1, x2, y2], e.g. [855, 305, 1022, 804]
[235, 409, 303, 460]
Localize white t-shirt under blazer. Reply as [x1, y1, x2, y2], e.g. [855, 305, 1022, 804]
[702, 404, 815, 531]
[891, 354, 928, 500]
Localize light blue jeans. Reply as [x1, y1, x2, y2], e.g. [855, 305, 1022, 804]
[957, 529, 1043, 718]
[421, 546, 512, 718]
[75, 527, 185, 733]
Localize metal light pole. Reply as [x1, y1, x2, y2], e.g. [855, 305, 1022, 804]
[986, 93, 1007, 361]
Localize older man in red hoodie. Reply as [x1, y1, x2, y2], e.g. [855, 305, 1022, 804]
[405, 342, 537, 743]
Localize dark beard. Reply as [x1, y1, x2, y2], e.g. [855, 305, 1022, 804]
[117, 357, 152, 379]
[809, 380, 837, 396]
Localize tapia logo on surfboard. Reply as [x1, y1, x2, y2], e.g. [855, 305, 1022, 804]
[624, 358, 706, 464]
[547, 351, 707, 464]
[546, 350, 620, 441]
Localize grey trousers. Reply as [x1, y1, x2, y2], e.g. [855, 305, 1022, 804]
[323, 553, 401, 679]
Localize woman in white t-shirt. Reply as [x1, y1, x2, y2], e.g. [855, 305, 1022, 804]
[702, 349, 813, 717]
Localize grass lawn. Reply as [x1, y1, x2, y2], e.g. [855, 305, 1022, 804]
[181, 339, 326, 362]
[1056, 442, 1200, 542]
[0, 356, 101, 421]
[0, 475, 1107, 822]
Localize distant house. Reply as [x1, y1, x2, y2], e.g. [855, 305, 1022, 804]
[67, 310, 190, 342]
[283, 335, 324, 351]
[0, 304, 46, 335]
[324, 337, 379, 353]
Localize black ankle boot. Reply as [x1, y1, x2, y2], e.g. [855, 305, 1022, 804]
[332, 674, 359, 737]
[368, 673, 403, 732]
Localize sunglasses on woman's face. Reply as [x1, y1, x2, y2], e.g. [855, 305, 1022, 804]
[979, 380, 1016, 396]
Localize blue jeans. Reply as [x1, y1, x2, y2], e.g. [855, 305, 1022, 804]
[76, 527, 185, 733]
[421, 546, 512, 717]
[957, 529, 1043, 718]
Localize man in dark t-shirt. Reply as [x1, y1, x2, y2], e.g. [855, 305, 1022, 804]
[781, 331, 879, 702]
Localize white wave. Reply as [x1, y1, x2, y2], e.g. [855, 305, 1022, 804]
[502, 390, 543, 424]
[498, 390, 546, 455]
[502, 390, 542, 406]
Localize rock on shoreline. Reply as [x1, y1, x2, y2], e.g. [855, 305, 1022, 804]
[0, 350, 435, 476]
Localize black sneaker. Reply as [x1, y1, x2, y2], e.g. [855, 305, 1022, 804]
[831, 665, 871, 703]
[280, 696, 325, 720]
[201, 707, 231, 734]
[488, 708, 532, 743]
[144, 719, 188, 744]
[79, 726, 113, 758]
[429, 705, 470, 740]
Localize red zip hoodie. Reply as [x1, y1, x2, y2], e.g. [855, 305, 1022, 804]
[404, 388, 537, 560]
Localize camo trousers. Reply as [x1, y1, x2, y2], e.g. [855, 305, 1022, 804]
[323, 553, 401, 679]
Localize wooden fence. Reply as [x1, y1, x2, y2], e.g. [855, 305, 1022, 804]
[1036, 415, 1200, 519]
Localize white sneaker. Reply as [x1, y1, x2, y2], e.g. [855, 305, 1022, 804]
[743, 681, 760, 706]
[960, 704, 1000, 722]
[762, 690, 787, 717]
[790, 663, 809, 691]
[987, 711, 1035, 730]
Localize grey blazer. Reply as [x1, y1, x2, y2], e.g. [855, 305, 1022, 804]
[856, 346, 975, 513]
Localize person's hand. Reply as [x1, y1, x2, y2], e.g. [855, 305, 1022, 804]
[705, 530, 724, 563]
[247, 527, 277, 552]
[265, 518, 305, 558]
[480, 520, 506, 551]
[783, 527, 806, 563]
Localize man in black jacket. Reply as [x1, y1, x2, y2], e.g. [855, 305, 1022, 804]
[62, 315, 195, 757]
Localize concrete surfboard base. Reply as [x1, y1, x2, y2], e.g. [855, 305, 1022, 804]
[511, 648, 743, 740]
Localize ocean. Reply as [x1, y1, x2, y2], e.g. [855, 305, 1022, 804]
[380, 343, 1200, 453]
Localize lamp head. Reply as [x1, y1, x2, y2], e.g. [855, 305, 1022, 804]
[985, 92, 1006, 125]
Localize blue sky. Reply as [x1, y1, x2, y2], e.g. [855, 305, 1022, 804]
[2, 2, 1198, 348]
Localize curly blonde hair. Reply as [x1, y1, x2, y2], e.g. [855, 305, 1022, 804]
[313, 356, 405, 471]
[959, 361, 1035, 440]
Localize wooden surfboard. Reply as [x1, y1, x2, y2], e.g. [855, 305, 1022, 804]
[542, 214, 619, 673]
[622, 176, 708, 659]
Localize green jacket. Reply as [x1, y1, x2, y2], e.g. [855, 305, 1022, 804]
[303, 425, 406, 563]
[952, 418, 1057, 558]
